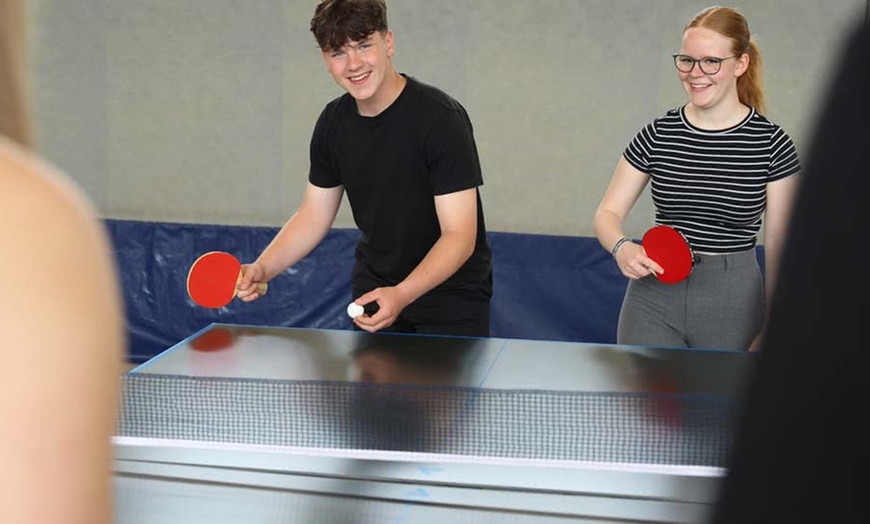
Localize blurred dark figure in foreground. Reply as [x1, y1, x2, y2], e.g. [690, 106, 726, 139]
[711, 20, 869, 524]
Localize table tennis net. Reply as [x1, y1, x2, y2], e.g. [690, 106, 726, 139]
[117, 373, 737, 467]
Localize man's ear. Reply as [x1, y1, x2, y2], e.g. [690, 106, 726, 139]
[385, 30, 395, 58]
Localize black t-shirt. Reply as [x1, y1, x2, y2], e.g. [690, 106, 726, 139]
[309, 75, 491, 297]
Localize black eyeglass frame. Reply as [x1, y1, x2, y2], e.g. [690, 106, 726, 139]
[671, 54, 739, 75]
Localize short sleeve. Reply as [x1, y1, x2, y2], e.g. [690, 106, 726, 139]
[308, 106, 341, 189]
[623, 121, 657, 173]
[768, 127, 801, 182]
[424, 108, 483, 196]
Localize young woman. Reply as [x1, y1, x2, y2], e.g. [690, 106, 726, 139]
[593, 6, 801, 351]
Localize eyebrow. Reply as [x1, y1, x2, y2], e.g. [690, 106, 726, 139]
[677, 54, 727, 59]
[329, 37, 373, 53]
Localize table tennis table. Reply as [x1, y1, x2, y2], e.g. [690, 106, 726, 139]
[114, 323, 752, 523]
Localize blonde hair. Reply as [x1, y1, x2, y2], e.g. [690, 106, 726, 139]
[686, 6, 765, 114]
[0, 0, 33, 147]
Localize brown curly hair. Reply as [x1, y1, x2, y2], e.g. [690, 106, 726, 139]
[310, 0, 389, 53]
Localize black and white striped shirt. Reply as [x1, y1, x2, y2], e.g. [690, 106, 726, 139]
[624, 106, 801, 253]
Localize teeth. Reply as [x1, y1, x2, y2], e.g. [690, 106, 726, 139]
[350, 72, 369, 81]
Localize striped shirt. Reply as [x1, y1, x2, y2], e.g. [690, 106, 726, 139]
[624, 106, 801, 253]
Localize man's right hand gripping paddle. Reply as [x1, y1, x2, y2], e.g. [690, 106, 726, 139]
[187, 252, 268, 308]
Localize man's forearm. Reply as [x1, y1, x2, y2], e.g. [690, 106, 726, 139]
[394, 230, 475, 304]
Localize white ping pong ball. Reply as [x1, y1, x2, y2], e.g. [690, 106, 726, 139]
[347, 302, 365, 319]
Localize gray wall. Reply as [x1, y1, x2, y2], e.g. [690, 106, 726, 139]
[26, 0, 866, 239]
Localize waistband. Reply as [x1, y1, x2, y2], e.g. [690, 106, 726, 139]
[693, 248, 758, 270]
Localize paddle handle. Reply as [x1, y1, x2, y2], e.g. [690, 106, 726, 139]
[234, 274, 268, 297]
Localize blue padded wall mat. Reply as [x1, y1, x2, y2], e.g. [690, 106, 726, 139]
[105, 219, 657, 361]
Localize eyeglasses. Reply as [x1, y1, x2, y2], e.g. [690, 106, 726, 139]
[672, 54, 738, 75]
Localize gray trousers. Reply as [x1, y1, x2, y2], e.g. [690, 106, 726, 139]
[617, 249, 763, 351]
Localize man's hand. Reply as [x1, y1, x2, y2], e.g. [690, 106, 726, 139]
[236, 262, 268, 302]
[350, 286, 412, 333]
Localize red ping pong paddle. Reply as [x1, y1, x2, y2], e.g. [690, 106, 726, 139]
[186, 251, 268, 308]
[641, 226, 696, 284]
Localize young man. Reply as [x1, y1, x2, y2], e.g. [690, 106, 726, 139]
[237, 0, 492, 336]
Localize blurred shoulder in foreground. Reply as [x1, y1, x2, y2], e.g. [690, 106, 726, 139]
[0, 135, 125, 523]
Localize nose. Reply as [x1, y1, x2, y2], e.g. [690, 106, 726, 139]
[347, 49, 363, 70]
[686, 62, 704, 77]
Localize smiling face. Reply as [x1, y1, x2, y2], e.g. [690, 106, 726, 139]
[678, 27, 748, 112]
[322, 30, 402, 116]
